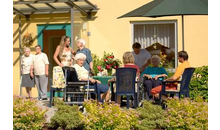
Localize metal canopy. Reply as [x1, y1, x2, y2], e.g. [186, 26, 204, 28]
[13, 0, 99, 18]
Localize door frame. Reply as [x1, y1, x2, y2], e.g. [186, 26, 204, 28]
[37, 24, 71, 50]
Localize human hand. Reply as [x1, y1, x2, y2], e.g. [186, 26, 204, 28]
[154, 75, 160, 80]
[60, 63, 64, 67]
[45, 71, 49, 77]
[96, 80, 101, 84]
[30, 72, 34, 78]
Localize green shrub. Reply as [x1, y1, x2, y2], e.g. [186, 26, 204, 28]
[136, 101, 166, 130]
[49, 98, 83, 130]
[13, 95, 47, 130]
[164, 97, 208, 130]
[189, 66, 208, 100]
[81, 100, 139, 130]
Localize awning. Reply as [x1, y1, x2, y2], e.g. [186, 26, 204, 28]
[13, 0, 99, 19]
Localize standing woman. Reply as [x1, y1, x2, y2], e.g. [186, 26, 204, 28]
[53, 35, 75, 67]
[30, 45, 49, 100]
[21, 47, 35, 98]
[53, 36, 75, 88]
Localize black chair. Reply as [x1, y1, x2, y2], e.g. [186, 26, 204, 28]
[62, 66, 101, 105]
[159, 67, 195, 104]
[115, 68, 138, 109]
[49, 79, 65, 107]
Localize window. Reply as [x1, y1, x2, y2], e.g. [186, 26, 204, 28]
[133, 23, 176, 68]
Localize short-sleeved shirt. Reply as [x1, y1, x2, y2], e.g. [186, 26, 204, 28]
[132, 49, 151, 68]
[32, 53, 49, 75]
[76, 48, 92, 71]
[174, 61, 190, 80]
[21, 54, 34, 74]
[141, 66, 168, 77]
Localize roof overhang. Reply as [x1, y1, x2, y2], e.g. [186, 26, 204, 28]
[13, 0, 99, 19]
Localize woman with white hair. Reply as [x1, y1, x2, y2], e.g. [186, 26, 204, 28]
[141, 55, 168, 100]
[73, 53, 110, 101]
[76, 39, 93, 72]
[21, 47, 35, 98]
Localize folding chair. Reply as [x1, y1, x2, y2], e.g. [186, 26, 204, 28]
[159, 67, 195, 104]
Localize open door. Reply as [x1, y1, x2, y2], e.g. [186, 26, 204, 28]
[43, 30, 66, 91]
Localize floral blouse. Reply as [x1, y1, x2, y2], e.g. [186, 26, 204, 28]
[59, 50, 72, 67]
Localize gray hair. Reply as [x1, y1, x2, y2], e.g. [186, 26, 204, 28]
[75, 53, 87, 61]
[77, 39, 86, 46]
[151, 55, 161, 63]
[23, 47, 30, 52]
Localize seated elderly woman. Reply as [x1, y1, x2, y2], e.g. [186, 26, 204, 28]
[141, 55, 168, 100]
[72, 53, 110, 101]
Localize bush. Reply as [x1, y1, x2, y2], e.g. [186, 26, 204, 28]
[81, 100, 139, 130]
[189, 66, 208, 100]
[164, 97, 208, 130]
[49, 98, 83, 130]
[136, 101, 166, 130]
[13, 95, 47, 130]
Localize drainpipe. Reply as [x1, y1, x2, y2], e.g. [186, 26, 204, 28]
[71, 7, 74, 49]
[19, 15, 22, 96]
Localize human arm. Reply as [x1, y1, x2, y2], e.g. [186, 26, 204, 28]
[45, 64, 49, 77]
[140, 59, 151, 73]
[70, 48, 75, 63]
[108, 77, 116, 86]
[43, 53, 49, 76]
[30, 65, 34, 78]
[53, 46, 63, 67]
[165, 66, 183, 81]
[89, 62, 93, 71]
[87, 49, 93, 71]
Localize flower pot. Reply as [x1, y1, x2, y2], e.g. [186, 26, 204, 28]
[107, 69, 112, 76]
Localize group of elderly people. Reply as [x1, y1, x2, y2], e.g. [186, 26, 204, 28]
[21, 36, 190, 104]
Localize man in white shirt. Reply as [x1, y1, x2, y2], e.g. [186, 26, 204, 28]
[132, 42, 151, 73]
[30, 45, 49, 100]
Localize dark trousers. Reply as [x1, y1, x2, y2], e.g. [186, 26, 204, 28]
[144, 79, 162, 99]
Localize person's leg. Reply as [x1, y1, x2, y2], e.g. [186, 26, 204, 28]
[144, 80, 153, 99]
[25, 87, 30, 98]
[102, 89, 110, 102]
[117, 95, 121, 105]
[151, 84, 177, 96]
[39, 75, 48, 99]
[97, 84, 109, 101]
[35, 76, 41, 99]
[151, 85, 162, 96]
[29, 87, 32, 98]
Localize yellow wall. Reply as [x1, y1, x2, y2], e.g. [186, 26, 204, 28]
[88, 0, 208, 67]
[13, 0, 208, 96]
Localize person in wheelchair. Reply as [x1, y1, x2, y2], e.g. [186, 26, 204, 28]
[72, 53, 110, 102]
[141, 55, 168, 100]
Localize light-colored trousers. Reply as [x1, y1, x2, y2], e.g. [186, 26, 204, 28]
[35, 75, 48, 99]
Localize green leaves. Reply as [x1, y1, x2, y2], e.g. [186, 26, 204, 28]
[81, 100, 139, 130]
[189, 66, 208, 100]
[13, 96, 47, 130]
[164, 97, 208, 130]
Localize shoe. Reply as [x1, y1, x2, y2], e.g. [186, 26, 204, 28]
[42, 98, 48, 100]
